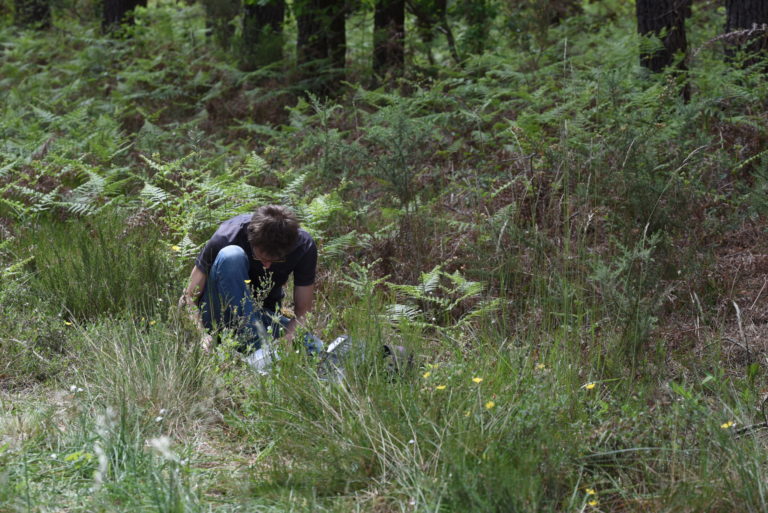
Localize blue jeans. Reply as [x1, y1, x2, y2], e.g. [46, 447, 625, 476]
[199, 245, 323, 353]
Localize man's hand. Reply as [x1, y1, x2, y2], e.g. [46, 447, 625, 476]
[283, 319, 297, 343]
[180, 267, 211, 351]
[283, 284, 314, 343]
[201, 332, 214, 353]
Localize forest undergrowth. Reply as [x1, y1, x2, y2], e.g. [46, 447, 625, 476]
[1, 1, 768, 511]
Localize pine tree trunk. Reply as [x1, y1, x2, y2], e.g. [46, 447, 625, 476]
[103, 0, 148, 31]
[461, 0, 491, 55]
[296, 0, 345, 94]
[636, 0, 691, 72]
[15, 0, 51, 29]
[373, 0, 405, 77]
[202, 0, 240, 50]
[296, 2, 325, 66]
[242, 0, 285, 70]
[328, 3, 346, 76]
[547, 0, 581, 25]
[725, 0, 768, 65]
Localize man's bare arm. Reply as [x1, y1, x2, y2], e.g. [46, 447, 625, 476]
[178, 266, 212, 350]
[284, 284, 314, 342]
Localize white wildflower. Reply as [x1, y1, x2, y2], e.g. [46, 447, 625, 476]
[93, 442, 108, 489]
[148, 436, 178, 462]
[95, 407, 116, 440]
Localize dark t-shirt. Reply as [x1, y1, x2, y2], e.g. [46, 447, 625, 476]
[195, 213, 317, 311]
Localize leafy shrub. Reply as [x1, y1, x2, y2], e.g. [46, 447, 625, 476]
[362, 101, 433, 210]
[589, 230, 666, 365]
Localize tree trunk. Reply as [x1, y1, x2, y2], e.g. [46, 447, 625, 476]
[374, 0, 405, 76]
[103, 0, 148, 31]
[15, 0, 51, 29]
[296, 0, 345, 94]
[725, 0, 768, 66]
[459, 0, 492, 55]
[547, 0, 581, 25]
[328, 3, 346, 75]
[636, 0, 691, 72]
[242, 0, 285, 70]
[408, 0, 460, 66]
[202, 0, 240, 50]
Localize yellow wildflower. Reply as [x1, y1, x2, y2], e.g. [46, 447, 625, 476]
[149, 320, 156, 326]
[721, 421, 735, 429]
[435, 385, 447, 390]
[472, 377, 483, 383]
[171, 245, 181, 252]
[535, 363, 546, 370]
[588, 499, 599, 507]
[585, 488, 596, 495]
[244, 279, 252, 284]
[64, 321, 72, 326]
[485, 401, 495, 409]
[422, 371, 431, 379]
[584, 382, 596, 390]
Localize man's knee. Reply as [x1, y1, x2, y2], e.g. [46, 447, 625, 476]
[213, 245, 248, 271]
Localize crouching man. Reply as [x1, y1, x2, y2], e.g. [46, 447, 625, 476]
[179, 205, 320, 353]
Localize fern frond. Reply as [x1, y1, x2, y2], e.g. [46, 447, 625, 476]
[140, 182, 169, 209]
[385, 303, 421, 321]
[279, 172, 308, 204]
[321, 231, 371, 261]
[0, 196, 29, 218]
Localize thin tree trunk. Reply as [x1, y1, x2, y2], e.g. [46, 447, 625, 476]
[242, 0, 285, 69]
[15, 0, 51, 29]
[461, 0, 490, 55]
[438, 6, 460, 65]
[636, 0, 691, 99]
[725, 0, 768, 66]
[103, 0, 148, 31]
[636, 0, 691, 72]
[548, 0, 581, 25]
[374, 0, 405, 77]
[328, 3, 347, 78]
[202, 0, 240, 50]
[408, 0, 459, 66]
[296, 0, 329, 66]
[296, 0, 345, 94]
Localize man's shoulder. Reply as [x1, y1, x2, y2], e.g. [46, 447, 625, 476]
[295, 229, 317, 253]
[213, 214, 251, 237]
[298, 228, 315, 243]
[222, 213, 252, 229]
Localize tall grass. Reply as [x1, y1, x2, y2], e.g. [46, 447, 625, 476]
[72, 316, 216, 430]
[23, 210, 179, 321]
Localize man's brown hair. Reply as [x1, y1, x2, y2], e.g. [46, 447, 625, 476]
[247, 205, 300, 258]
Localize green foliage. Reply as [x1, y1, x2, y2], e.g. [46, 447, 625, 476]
[356, 96, 435, 210]
[23, 210, 178, 320]
[386, 264, 501, 333]
[590, 230, 666, 368]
